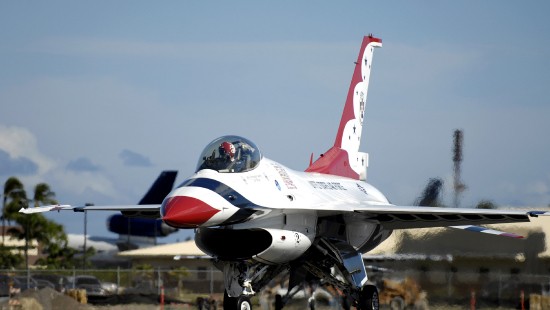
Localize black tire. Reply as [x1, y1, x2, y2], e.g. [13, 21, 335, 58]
[237, 296, 252, 310]
[308, 296, 316, 310]
[223, 290, 238, 310]
[357, 285, 379, 310]
[274, 294, 284, 310]
[196, 296, 205, 310]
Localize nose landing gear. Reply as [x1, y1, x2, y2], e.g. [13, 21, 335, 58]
[224, 290, 253, 310]
[356, 284, 379, 310]
[237, 296, 252, 310]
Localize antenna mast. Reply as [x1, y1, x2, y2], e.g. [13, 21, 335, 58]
[452, 129, 466, 207]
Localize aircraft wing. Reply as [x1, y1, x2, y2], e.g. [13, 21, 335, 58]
[19, 204, 161, 218]
[312, 202, 539, 229]
[356, 204, 537, 229]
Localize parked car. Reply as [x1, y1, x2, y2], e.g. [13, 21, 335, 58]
[101, 281, 118, 294]
[32, 274, 71, 292]
[0, 275, 15, 296]
[10, 276, 38, 292]
[68, 275, 109, 297]
[34, 279, 55, 290]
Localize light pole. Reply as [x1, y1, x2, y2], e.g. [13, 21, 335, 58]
[17, 198, 32, 291]
[2, 194, 5, 246]
[82, 203, 93, 269]
[83, 210, 87, 269]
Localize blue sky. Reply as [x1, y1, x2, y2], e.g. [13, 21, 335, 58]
[1, 2, 549, 243]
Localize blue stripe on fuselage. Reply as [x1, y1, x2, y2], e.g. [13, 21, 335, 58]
[178, 177, 264, 224]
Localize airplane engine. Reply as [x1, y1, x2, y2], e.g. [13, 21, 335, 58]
[107, 214, 177, 237]
[195, 227, 314, 264]
[253, 228, 314, 264]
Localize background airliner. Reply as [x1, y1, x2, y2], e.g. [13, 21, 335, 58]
[22, 35, 545, 310]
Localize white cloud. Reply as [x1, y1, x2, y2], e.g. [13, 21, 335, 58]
[0, 124, 55, 176]
[66, 157, 101, 172]
[0, 74, 178, 205]
[49, 170, 118, 202]
[0, 124, 122, 203]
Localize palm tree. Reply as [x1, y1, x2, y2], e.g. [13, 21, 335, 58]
[476, 199, 497, 209]
[2, 178, 69, 268]
[4, 180, 64, 264]
[15, 183, 65, 269]
[414, 178, 445, 207]
[2, 177, 25, 243]
[16, 211, 66, 268]
[30, 183, 65, 249]
[32, 183, 57, 208]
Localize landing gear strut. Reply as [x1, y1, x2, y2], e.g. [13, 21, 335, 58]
[221, 261, 286, 310]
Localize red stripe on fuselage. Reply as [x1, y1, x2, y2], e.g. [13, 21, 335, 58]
[162, 196, 220, 228]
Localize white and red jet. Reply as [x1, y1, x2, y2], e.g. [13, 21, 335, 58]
[22, 36, 545, 310]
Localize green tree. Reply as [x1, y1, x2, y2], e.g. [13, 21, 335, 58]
[169, 266, 189, 294]
[37, 243, 95, 269]
[14, 211, 67, 268]
[3, 177, 70, 268]
[133, 264, 156, 290]
[0, 244, 23, 269]
[2, 177, 25, 227]
[32, 183, 58, 208]
[414, 178, 445, 207]
[1, 177, 26, 267]
[35, 240, 75, 268]
[476, 199, 497, 209]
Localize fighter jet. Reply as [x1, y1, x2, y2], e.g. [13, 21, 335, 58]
[22, 35, 546, 310]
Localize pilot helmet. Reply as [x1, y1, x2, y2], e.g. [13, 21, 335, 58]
[219, 142, 236, 161]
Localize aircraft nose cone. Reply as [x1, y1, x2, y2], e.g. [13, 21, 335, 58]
[161, 196, 220, 228]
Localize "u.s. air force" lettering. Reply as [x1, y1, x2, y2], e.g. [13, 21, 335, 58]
[309, 181, 347, 190]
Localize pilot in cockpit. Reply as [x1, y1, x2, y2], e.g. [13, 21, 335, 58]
[218, 141, 236, 167]
[198, 136, 260, 173]
[217, 141, 255, 172]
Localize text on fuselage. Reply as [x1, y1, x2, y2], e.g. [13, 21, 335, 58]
[309, 181, 347, 191]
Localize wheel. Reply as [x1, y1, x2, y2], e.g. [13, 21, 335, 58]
[196, 297, 205, 310]
[274, 294, 284, 310]
[356, 285, 379, 310]
[308, 296, 316, 310]
[223, 290, 238, 310]
[390, 296, 405, 310]
[237, 296, 252, 310]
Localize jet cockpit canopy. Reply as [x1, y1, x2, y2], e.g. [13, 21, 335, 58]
[196, 135, 262, 173]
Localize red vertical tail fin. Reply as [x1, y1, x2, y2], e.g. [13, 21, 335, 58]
[306, 35, 382, 180]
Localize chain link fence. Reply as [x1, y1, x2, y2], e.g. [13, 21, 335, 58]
[0, 268, 549, 308]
